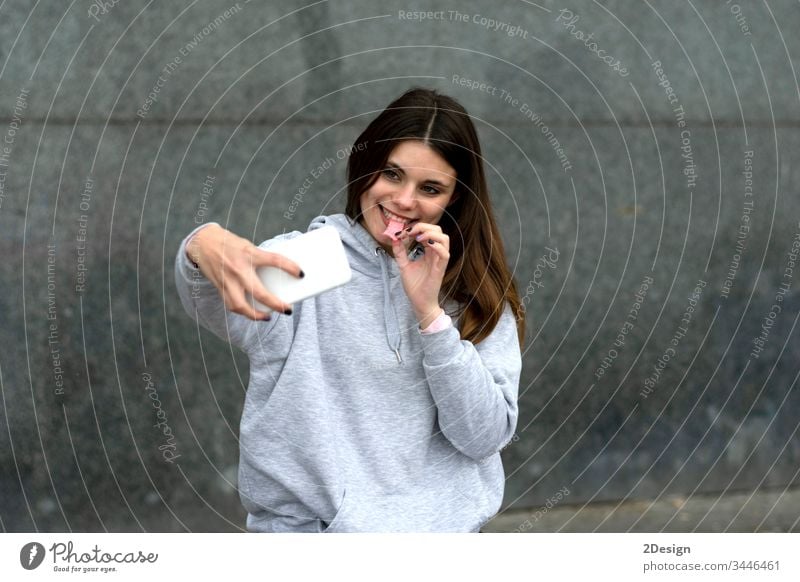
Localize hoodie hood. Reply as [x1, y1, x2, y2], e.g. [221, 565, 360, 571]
[308, 213, 405, 362]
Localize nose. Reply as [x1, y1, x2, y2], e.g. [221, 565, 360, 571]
[393, 182, 416, 210]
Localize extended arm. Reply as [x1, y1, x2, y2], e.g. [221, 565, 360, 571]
[174, 222, 303, 350]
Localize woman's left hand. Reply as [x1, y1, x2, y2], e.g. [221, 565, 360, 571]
[390, 222, 450, 328]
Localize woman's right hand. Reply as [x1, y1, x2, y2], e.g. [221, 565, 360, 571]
[185, 224, 304, 321]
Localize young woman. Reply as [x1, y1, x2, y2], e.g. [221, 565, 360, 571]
[175, 88, 525, 532]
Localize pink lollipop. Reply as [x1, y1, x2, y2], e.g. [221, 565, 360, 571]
[382, 218, 406, 242]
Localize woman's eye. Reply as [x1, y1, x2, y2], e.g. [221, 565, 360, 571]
[382, 168, 399, 180]
[421, 185, 440, 195]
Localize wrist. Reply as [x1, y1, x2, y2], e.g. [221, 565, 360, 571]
[416, 305, 444, 330]
[185, 223, 218, 268]
[185, 235, 202, 268]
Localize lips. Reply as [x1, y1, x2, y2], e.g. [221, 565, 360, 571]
[378, 204, 417, 226]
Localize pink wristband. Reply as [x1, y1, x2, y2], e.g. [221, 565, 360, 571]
[420, 309, 452, 334]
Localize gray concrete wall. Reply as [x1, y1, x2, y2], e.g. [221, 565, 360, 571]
[1, 0, 798, 531]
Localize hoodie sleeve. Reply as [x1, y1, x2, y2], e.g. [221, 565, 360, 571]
[174, 223, 299, 352]
[418, 302, 522, 461]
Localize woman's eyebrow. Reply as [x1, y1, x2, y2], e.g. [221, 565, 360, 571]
[386, 160, 452, 188]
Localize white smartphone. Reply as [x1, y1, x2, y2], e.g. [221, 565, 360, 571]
[250, 226, 352, 314]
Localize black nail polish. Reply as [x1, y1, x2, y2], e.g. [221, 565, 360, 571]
[299, 270, 305, 278]
[283, 308, 292, 315]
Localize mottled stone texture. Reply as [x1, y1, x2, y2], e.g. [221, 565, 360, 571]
[1, 0, 798, 531]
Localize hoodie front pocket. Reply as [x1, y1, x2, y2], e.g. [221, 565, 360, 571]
[319, 475, 483, 533]
[321, 489, 350, 533]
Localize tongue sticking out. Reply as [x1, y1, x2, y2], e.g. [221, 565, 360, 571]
[382, 218, 407, 242]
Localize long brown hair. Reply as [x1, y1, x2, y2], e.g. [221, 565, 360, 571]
[345, 87, 525, 347]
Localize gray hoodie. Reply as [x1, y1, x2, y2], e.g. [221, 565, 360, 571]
[175, 213, 522, 532]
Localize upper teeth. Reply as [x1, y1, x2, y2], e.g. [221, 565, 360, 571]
[382, 206, 411, 223]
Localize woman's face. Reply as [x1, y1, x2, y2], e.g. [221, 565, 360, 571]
[359, 140, 458, 252]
